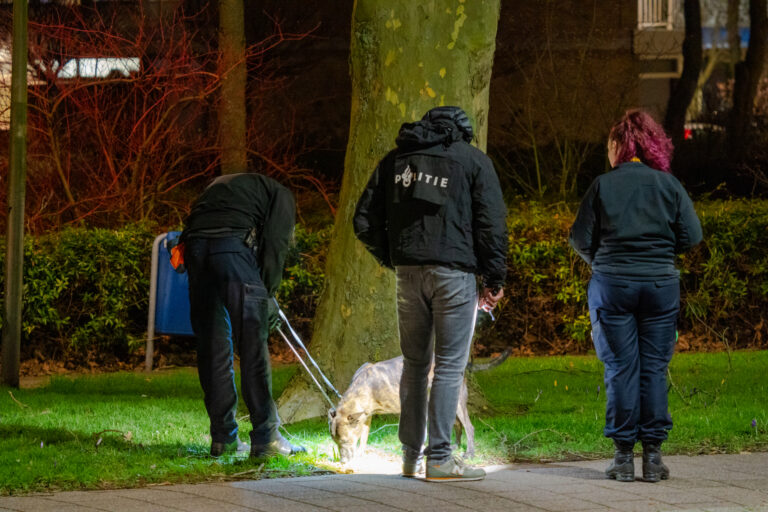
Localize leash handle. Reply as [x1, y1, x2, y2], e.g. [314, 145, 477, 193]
[479, 303, 495, 321]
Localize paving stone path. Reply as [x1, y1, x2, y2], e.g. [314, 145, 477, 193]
[1, 452, 767, 511]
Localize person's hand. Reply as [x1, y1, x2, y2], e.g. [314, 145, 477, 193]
[478, 286, 504, 312]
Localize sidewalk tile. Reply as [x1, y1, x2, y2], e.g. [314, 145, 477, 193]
[678, 503, 749, 512]
[516, 497, 609, 511]
[332, 505, 406, 512]
[150, 495, 308, 512]
[294, 495, 388, 510]
[451, 496, 550, 511]
[53, 497, 170, 512]
[453, 480, 533, 492]
[230, 480, 301, 493]
[340, 490, 469, 511]
[262, 488, 340, 499]
[0, 498, 102, 512]
[34, 491, 111, 503]
[595, 500, 678, 512]
[544, 482, 619, 494]
[580, 493, 657, 507]
[695, 487, 768, 507]
[62, 496, 184, 512]
[175, 489, 312, 511]
[309, 475, 425, 493]
[654, 478, 730, 490]
[235, 483, 340, 499]
[111, 487, 192, 501]
[728, 479, 768, 492]
[331, 474, 391, 484]
[492, 469, 573, 484]
[293, 479, 383, 493]
[704, 507, 766, 512]
[394, 484, 488, 500]
[585, 481, 650, 497]
[648, 489, 721, 505]
[496, 488, 564, 502]
[340, 489, 411, 502]
[214, 492, 331, 511]
[528, 466, 607, 482]
[148, 483, 259, 501]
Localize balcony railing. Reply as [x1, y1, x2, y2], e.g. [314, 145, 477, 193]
[638, 0, 677, 30]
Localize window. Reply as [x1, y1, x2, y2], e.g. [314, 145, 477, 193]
[638, 55, 682, 79]
[638, 0, 678, 30]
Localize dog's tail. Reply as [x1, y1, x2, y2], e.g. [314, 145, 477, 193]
[466, 347, 511, 372]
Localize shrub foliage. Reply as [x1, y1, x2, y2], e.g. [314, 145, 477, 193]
[0, 225, 155, 361]
[0, 224, 329, 363]
[1, 200, 766, 362]
[481, 200, 768, 355]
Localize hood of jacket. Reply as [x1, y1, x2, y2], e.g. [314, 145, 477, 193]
[395, 106, 473, 150]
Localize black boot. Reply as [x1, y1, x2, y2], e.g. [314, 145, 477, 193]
[210, 438, 249, 457]
[642, 442, 669, 483]
[605, 440, 635, 482]
[250, 432, 307, 459]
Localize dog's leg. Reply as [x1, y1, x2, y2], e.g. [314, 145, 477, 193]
[457, 381, 475, 458]
[359, 416, 371, 457]
[454, 417, 463, 449]
[457, 403, 475, 458]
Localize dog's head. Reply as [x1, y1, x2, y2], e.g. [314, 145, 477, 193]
[328, 407, 367, 463]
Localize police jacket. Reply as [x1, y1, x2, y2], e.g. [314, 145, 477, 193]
[569, 161, 702, 278]
[353, 113, 508, 289]
[183, 173, 295, 294]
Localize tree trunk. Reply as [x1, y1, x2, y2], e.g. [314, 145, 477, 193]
[218, 0, 247, 174]
[664, 0, 702, 150]
[2, 0, 28, 388]
[728, 0, 768, 157]
[727, 0, 743, 67]
[277, 0, 501, 423]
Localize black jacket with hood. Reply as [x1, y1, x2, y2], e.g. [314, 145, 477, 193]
[183, 173, 295, 295]
[353, 107, 508, 289]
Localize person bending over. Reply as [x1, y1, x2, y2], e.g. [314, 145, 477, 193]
[182, 173, 306, 459]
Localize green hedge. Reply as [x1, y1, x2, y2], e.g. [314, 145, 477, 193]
[0, 224, 328, 361]
[481, 200, 768, 355]
[1, 200, 766, 361]
[0, 225, 155, 360]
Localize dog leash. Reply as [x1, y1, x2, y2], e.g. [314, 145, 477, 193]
[273, 298, 343, 402]
[273, 296, 492, 408]
[479, 304, 495, 321]
[274, 325, 337, 408]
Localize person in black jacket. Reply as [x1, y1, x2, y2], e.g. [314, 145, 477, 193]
[354, 106, 508, 482]
[570, 110, 702, 483]
[182, 173, 306, 459]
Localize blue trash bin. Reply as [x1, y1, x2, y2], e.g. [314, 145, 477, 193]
[145, 231, 194, 371]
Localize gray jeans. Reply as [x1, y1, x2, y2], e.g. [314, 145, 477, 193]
[396, 265, 478, 464]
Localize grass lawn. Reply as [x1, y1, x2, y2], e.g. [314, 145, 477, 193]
[1, 350, 767, 495]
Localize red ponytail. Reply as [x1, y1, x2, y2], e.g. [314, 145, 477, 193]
[609, 110, 674, 173]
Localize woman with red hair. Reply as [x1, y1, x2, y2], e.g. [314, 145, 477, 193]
[570, 110, 702, 483]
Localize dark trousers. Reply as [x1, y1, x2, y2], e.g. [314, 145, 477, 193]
[588, 272, 679, 445]
[185, 237, 278, 445]
[395, 265, 477, 463]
